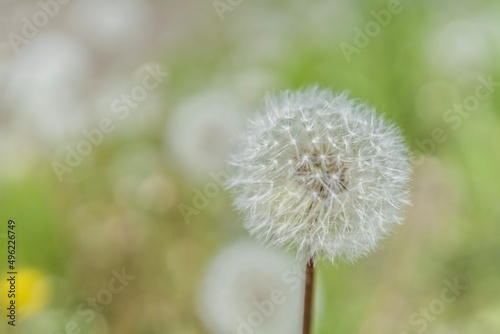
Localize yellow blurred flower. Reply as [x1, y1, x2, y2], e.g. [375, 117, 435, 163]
[1, 268, 52, 318]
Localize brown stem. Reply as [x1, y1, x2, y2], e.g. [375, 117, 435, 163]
[302, 257, 315, 334]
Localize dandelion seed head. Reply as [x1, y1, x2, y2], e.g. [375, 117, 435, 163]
[198, 241, 302, 334]
[167, 90, 244, 179]
[227, 87, 411, 264]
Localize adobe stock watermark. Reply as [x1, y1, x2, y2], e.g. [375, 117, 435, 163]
[225, 267, 305, 334]
[178, 169, 230, 224]
[49, 267, 135, 334]
[411, 75, 498, 167]
[5, 0, 72, 54]
[52, 64, 168, 182]
[400, 278, 466, 334]
[339, 0, 412, 63]
[213, 0, 243, 21]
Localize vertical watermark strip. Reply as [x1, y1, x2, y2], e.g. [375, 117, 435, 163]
[5, 219, 17, 327]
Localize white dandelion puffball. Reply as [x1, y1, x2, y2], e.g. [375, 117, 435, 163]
[67, 0, 152, 55]
[167, 90, 244, 179]
[198, 241, 302, 334]
[228, 87, 411, 264]
[5, 31, 91, 144]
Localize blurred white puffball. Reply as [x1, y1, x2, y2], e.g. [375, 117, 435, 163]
[67, 0, 152, 56]
[198, 240, 303, 334]
[166, 90, 244, 179]
[5, 31, 92, 144]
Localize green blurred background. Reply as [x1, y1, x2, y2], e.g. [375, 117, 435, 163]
[1, 0, 499, 333]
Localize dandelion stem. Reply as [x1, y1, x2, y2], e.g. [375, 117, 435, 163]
[302, 257, 315, 334]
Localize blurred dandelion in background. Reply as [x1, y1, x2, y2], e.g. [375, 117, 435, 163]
[66, 0, 153, 58]
[5, 31, 92, 144]
[166, 89, 244, 180]
[198, 240, 304, 334]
